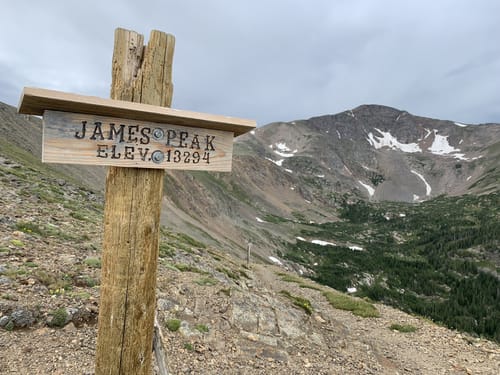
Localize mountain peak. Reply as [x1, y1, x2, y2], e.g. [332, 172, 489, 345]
[352, 103, 404, 114]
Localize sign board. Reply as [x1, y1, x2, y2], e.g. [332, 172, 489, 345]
[43, 111, 233, 171]
[18, 87, 256, 171]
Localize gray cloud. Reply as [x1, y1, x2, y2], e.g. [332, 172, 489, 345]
[1, 0, 498, 125]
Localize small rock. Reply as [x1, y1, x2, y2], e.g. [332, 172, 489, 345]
[59, 254, 77, 265]
[157, 298, 179, 312]
[62, 322, 77, 332]
[0, 316, 11, 327]
[0, 276, 11, 285]
[72, 308, 97, 327]
[35, 327, 49, 336]
[65, 308, 78, 322]
[10, 309, 35, 328]
[314, 314, 327, 324]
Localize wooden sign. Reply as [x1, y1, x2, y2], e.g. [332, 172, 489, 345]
[43, 110, 233, 171]
[18, 87, 255, 171]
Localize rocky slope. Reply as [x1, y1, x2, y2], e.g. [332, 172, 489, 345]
[1, 101, 499, 259]
[161, 104, 500, 258]
[1, 155, 499, 374]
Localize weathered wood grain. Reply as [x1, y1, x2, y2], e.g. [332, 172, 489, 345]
[42, 110, 233, 171]
[94, 28, 173, 375]
[18, 86, 255, 136]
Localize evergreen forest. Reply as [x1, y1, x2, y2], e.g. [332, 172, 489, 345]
[284, 193, 500, 342]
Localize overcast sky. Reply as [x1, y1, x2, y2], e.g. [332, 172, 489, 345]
[1, 0, 499, 126]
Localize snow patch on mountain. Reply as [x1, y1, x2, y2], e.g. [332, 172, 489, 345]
[268, 256, 283, 265]
[275, 142, 291, 151]
[311, 239, 336, 246]
[349, 245, 364, 251]
[272, 142, 298, 158]
[367, 128, 422, 153]
[265, 157, 284, 167]
[359, 181, 375, 197]
[297, 237, 337, 247]
[428, 131, 461, 155]
[454, 122, 467, 127]
[427, 131, 474, 160]
[410, 170, 432, 196]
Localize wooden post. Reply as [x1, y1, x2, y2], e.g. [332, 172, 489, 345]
[95, 28, 175, 375]
[247, 241, 252, 268]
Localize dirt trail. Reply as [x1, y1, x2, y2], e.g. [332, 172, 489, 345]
[251, 263, 500, 374]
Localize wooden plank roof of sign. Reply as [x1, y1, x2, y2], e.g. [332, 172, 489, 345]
[18, 87, 256, 136]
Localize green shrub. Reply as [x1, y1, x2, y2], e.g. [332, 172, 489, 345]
[69, 211, 87, 221]
[194, 324, 209, 333]
[263, 214, 288, 224]
[165, 319, 181, 332]
[4, 320, 14, 331]
[280, 290, 313, 315]
[84, 258, 101, 268]
[217, 267, 240, 280]
[48, 308, 68, 327]
[10, 239, 24, 247]
[195, 277, 218, 286]
[389, 323, 417, 333]
[177, 233, 206, 249]
[159, 243, 175, 258]
[16, 221, 45, 235]
[323, 291, 380, 318]
[298, 284, 322, 291]
[34, 270, 57, 287]
[175, 264, 206, 274]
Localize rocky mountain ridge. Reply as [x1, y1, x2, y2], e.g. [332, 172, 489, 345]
[1, 100, 499, 261]
[238, 104, 499, 201]
[159, 104, 500, 260]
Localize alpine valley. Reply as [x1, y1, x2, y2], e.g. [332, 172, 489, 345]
[165, 104, 500, 342]
[1, 101, 499, 373]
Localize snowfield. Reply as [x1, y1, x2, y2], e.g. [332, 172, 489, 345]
[366, 128, 421, 153]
